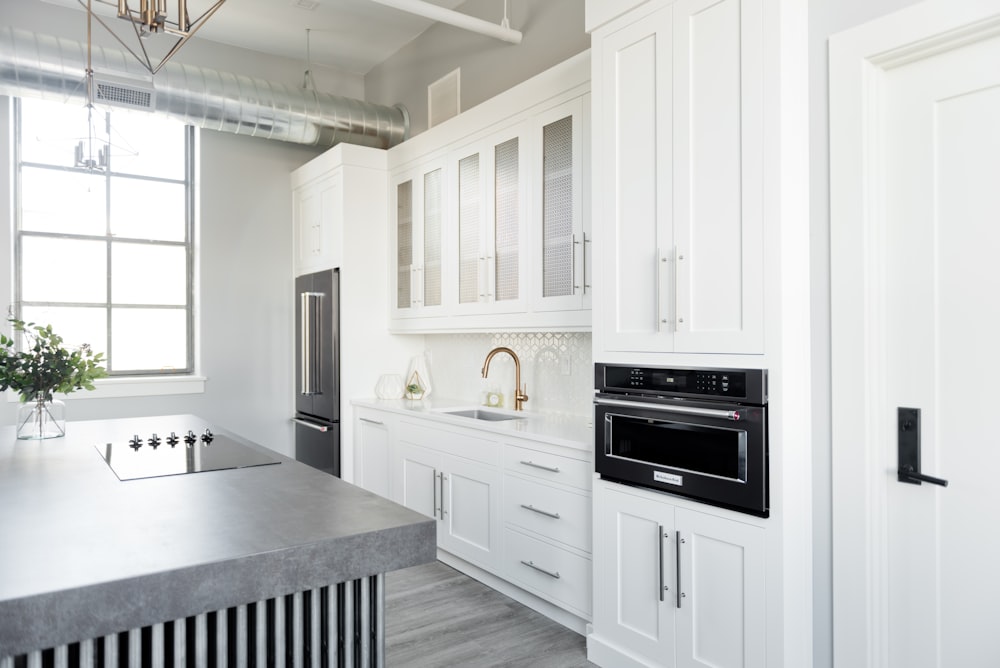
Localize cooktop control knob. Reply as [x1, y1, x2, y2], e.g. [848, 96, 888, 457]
[166, 432, 179, 446]
[129, 435, 142, 450]
[201, 428, 214, 444]
[184, 430, 197, 446]
[148, 433, 161, 449]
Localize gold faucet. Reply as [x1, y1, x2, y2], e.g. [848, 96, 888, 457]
[481, 346, 529, 411]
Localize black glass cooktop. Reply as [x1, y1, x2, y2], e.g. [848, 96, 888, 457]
[95, 429, 281, 481]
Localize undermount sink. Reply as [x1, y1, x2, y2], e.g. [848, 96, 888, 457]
[440, 408, 525, 422]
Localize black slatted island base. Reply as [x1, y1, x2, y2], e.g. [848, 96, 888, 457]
[0, 415, 436, 666]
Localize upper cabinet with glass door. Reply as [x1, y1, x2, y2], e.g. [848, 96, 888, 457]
[390, 158, 447, 319]
[531, 96, 590, 315]
[386, 52, 592, 333]
[451, 123, 528, 318]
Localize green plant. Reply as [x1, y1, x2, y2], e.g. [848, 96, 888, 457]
[0, 317, 108, 402]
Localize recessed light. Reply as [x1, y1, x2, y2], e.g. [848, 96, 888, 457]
[291, 0, 320, 10]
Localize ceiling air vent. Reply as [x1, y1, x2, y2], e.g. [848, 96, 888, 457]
[428, 68, 460, 128]
[93, 74, 155, 111]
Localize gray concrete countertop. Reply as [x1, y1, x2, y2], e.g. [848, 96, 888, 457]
[352, 397, 593, 452]
[0, 414, 436, 658]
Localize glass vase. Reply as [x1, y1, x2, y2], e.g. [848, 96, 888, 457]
[16, 394, 66, 440]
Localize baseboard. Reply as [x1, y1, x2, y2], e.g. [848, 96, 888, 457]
[586, 632, 654, 668]
[436, 550, 590, 635]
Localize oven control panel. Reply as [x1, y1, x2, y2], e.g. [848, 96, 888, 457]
[597, 364, 766, 404]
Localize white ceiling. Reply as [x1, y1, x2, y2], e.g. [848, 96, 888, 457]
[41, 0, 472, 75]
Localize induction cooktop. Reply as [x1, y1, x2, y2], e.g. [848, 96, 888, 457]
[95, 428, 281, 481]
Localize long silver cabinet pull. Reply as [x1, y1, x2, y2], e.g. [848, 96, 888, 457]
[433, 471, 440, 519]
[582, 232, 591, 293]
[519, 460, 560, 473]
[594, 397, 742, 421]
[439, 473, 447, 518]
[520, 504, 561, 520]
[676, 531, 683, 609]
[292, 418, 328, 432]
[520, 560, 561, 579]
[655, 247, 662, 331]
[658, 525, 666, 602]
[572, 234, 580, 292]
[359, 417, 384, 425]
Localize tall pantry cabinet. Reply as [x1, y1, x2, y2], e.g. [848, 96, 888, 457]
[587, 0, 813, 667]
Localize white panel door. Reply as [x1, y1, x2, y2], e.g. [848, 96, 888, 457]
[440, 455, 502, 570]
[882, 33, 1000, 668]
[597, 5, 674, 354]
[393, 442, 439, 521]
[832, 6, 1000, 667]
[675, 508, 765, 668]
[672, 0, 763, 354]
[593, 482, 676, 667]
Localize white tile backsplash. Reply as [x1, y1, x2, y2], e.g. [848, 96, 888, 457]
[419, 332, 592, 418]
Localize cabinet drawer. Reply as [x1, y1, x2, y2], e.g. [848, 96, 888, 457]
[504, 475, 591, 553]
[504, 444, 591, 490]
[504, 528, 592, 617]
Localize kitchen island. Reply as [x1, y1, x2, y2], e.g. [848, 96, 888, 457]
[0, 415, 436, 665]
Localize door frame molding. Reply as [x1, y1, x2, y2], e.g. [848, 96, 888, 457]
[829, 2, 1000, 667]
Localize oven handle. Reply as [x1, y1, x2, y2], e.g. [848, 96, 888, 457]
[594, 397, 743, 421]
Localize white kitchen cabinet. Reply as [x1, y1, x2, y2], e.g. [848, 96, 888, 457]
[592, 0, 763, 357]
[392, 426, 503, 571]
[450, 122, 529, 317]
[386, 52, 592, 333]
[353, 408, 392, 498]
[590, 480, 765, 668]
[292, 166, 342, 275]
[530, 95, 591, 315]
[390, 158, 446, 319]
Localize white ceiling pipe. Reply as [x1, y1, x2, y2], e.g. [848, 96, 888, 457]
[368, 0, 523, 44]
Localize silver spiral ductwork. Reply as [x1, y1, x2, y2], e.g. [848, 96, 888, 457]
[0, 26, 409, 149]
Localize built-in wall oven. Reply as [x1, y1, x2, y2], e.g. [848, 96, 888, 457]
[595, 364, 768, 517]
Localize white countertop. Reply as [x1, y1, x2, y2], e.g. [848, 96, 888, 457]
[352, 396, 593, 452]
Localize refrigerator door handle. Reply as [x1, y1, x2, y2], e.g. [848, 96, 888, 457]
[300, 291, 324, 395]
[292, 417, 329, 432]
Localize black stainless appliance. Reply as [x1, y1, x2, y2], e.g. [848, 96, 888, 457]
[293, 269, 340, 476]
[595, 363, 768, 517]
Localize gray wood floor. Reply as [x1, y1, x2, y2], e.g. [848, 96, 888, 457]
[385, 561, 598, 667]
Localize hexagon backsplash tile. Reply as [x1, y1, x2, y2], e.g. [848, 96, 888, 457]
[422, 333, 592, 417]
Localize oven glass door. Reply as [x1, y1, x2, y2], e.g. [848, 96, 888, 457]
[607, 414, 747, 481]
[595, 397, 768, 516]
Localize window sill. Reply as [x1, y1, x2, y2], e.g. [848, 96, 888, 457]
[5, 375, 207, 402]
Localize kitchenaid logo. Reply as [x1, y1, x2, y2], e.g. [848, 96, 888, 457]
[654, 471, 683, 486]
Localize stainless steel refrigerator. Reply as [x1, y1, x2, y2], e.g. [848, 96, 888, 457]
[293, 268, 340, 476]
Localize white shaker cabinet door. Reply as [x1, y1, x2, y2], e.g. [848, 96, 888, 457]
[595, 6, 674, 355]
[674, 507, 765, 668]
[593, 482, 677, 667]
[671, 0, 763, 355]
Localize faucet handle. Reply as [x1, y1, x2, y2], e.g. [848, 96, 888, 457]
[516, 383, 529, 408]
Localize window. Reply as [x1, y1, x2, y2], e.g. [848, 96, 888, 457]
[14, 97, 194, 376]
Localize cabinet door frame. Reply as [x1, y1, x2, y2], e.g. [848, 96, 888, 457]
[389, 158, 451, 320]
[530, 95, 591, 314]
[449, 124, 529, 317]
[594, 5, 675, 355]
[293, 166, 343, 275]
[593, 481, 677, 667]
[440, 455, 503, 571]
[671, 0, 764, 355]
[674, 506, 765, 668]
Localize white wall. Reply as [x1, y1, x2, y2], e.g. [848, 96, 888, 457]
[365, 0, 589, 136]
[808, 0, 921, 665]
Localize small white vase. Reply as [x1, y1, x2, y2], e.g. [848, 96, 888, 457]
[16, 394, 66, 440]
[374, 374, 405, 399]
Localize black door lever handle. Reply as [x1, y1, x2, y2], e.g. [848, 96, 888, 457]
[898, 465, 949, 487]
